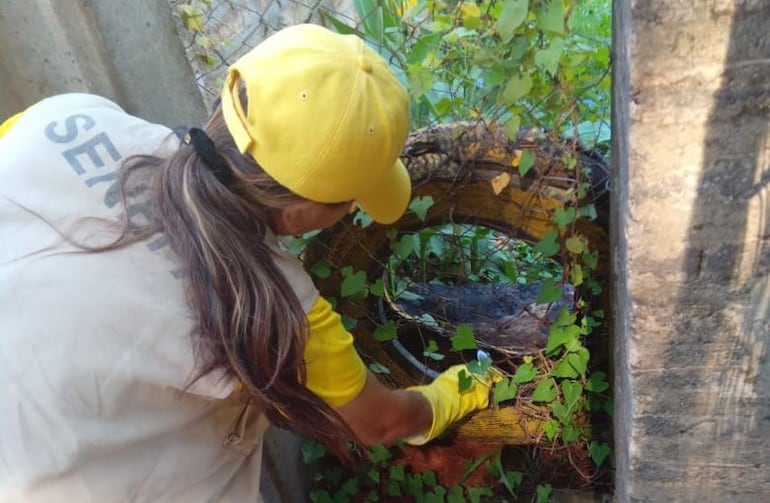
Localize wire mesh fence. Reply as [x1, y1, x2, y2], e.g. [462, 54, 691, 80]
[169, 0, 359, 110]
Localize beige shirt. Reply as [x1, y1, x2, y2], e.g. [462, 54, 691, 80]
[0, 94, 318, 502]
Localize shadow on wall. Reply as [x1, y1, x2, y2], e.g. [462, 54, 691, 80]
[664, 2, 769, 498]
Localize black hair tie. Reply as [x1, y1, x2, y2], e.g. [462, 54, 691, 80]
[183, 127, 237, 187]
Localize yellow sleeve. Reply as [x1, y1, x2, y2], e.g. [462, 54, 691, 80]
[303, 296, 367, 408]
[0, 111, 24, 139]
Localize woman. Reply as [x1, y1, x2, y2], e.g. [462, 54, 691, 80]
[0, 24, 491, 501]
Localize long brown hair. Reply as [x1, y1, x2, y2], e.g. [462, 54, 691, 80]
[104, 103, 359, 462]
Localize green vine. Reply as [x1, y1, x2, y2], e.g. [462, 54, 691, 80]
[309, 0, 613, 499]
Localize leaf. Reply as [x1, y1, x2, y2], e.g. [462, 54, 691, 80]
[535, 230, 559, 257]
[301, 440, 327, 464]
[551, 347, 590, 378]
[321, 11, 364, 37]
[554, 306, 577, 327]
[518, 150, 537, 176]
[494, 0, 529, 41]
[534, 37, 565, 76]
[447, 486, 465, 503]
[369, 278, 384, 297]
[409, 195, 434, 222]
[537, 0, 566, 34]
[550, 400, 568, 421]
[390, 464, 406, 483]
[423, 340, 445, 360]
[468, 486, 494, 503]
[406, 63, 435, 99]
[589, 441, 610, 467]
[561, 380, 583, 410]
[467, 356, 492, 376]
[565, 235, 587, 254]
[500, 73, 533, 107]
[570, 263, 584, 286]
[373, 320, 398, 342]
[195, 53, 217, 67]
[457, 368, 474, 393]
[341, 477, 359, 496]
[586, 371, 610, 393]
[178, 5, 205, 32]
[369, 444, 392, 464]
[491, 172, 511, 195]
[194, 35, 213, 50]
[542, 419, 559, 440]
[395, 234, 417, 260]
[512, 362, 537, 383]
[500, 470, 523, 495]
[407, 32, 443, 65]
[531, 378, 557, 402]
[341, 315, 357, 331]
[546, 323, 579, 353]
[310, 260, 331, 279]
[341, 269, 367, 297]
[582, 249, 599, 269]
[551, 357, 578, 378]
[425, 487, 446, 503]
[310, 490, 332, 503]
[368, 362, 391, 374]
[504, 115, 521, 140]
[554, 207, 576, 229]
[578, 203, 598, 221]
[536, 278, 562, 304]
[536, 483, 553, 503]
[451, 325, 478, 351]
[355, 0, 384, 42]
[562, 423, 581, 442]
[493, 377, 518, 404]
[461, 2, 482, 29]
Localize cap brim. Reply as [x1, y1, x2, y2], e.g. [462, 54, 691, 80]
[357, 159, 411, 225]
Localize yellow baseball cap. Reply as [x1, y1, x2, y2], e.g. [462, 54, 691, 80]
[221, 24, 411, 224]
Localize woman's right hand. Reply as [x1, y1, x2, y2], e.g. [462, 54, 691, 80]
[402, 364, 493, 445]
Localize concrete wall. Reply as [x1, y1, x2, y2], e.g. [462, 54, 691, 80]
[0, 0, 206, 126]
[612, 0, 770, 501]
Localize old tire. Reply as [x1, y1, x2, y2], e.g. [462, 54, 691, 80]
[303, 122, 610, 444]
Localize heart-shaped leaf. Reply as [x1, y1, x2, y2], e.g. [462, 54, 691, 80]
[493, 377, 518, 404]
[512, 362, 537, 384]
[373, 321, 397, 342]
[589, 441, 610, 467]
[535, 230, 559, 257]
[531, 378, 557, 402]
[451, 325, 478, 351]
[340, 270, 367, 297]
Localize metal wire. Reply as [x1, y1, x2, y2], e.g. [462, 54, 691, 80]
[170, 0, 360, 110]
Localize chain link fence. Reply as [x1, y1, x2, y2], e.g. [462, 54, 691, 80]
[169, 0, 358, 110]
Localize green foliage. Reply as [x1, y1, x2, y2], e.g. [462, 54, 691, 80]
[450, 325, 478, 351]
[386, 220, 562, 292]
[324, 0, 610, 155]
[316, 0, 612, 498]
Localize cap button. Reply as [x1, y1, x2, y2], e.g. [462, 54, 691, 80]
[358, 56, 373, 73]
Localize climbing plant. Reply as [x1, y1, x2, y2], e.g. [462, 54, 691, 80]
[303, 0, 613, 500]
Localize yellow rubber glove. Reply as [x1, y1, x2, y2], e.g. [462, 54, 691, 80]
[404, 364, 493, 445]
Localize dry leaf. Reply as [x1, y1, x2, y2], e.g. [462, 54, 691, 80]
[491, 172, 511, 195]
[510, 149, 523, 168]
